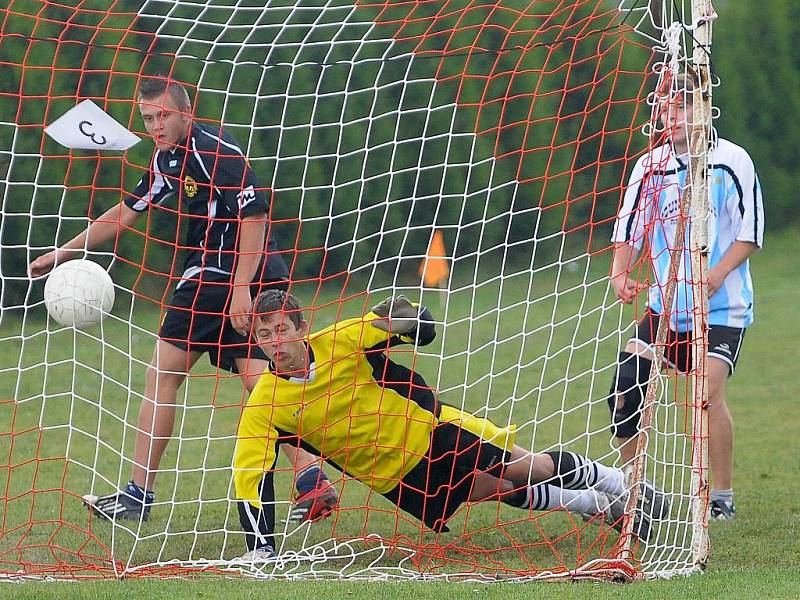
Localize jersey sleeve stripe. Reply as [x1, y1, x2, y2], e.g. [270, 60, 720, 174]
[753, 176, 761, 245]
[715, 164, 744, 217]
[199, 127, 244, 155]
[130, 150, 173, 211]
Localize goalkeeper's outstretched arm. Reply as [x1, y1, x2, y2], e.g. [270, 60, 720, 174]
[29, 201, 140, 277]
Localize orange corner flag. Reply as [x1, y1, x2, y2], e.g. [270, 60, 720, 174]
[419, 230, 450, 288]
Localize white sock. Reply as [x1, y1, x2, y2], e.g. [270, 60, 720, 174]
[591, 464, 626, 497]
[528, 484, 606, 515]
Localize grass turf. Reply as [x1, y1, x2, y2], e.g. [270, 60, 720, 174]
[1, 229, 798, 597]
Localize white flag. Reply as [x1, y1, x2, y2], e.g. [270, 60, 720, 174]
[45, 99, 141, 151]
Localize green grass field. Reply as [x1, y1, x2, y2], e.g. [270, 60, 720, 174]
[1, 230, 798, 598]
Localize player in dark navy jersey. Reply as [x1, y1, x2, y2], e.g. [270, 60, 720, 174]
[30, 77, 335, 523]
[123, 120, 288, 283]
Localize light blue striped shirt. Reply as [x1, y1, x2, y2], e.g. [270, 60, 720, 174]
[612, 139, 764, 332]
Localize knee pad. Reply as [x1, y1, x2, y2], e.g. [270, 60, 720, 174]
[607, 352, 653, 439]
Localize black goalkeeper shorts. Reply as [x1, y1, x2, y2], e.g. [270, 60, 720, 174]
[382, 421, 510, 533]
[158, 278, 288, 373]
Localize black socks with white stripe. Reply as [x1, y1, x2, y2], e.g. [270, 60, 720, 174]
[543, 451, 626, 497]
[499, 451, 627, 515]
[502, 483, 606, 515]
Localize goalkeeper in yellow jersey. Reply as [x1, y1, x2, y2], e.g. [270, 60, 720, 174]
[233, 290, 669, 560]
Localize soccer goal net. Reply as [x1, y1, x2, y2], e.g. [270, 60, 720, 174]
[0, 0, 713, 581]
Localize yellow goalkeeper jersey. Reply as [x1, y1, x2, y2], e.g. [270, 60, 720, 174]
[234, 312, 440, 498]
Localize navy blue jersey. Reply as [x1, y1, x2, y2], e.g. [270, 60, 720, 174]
[124, 123, 288, 283]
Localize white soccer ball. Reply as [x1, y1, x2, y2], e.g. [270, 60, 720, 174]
[43, 259, 115, 328]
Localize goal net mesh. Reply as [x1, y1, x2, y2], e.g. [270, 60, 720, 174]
[0, 0, 709, 580]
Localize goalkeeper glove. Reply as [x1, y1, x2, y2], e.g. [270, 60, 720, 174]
[370, 295, 422, 334]
[288, 466, 339, 524]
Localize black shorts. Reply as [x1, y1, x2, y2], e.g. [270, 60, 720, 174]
[382, 422, 510, 533]
[631, 311, 746, 374]
[158, 278, 288, 373]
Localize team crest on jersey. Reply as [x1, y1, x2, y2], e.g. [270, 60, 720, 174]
[184, 176, 198, 198]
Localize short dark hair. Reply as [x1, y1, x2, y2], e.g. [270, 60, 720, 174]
[137, 76, 191, 109]
[253, 289, 304, 329]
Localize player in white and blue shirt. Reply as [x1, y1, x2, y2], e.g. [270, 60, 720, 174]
[606, 75, 764, 521]
[613, 139, 763, 332]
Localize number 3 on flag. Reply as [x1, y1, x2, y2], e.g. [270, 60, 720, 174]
[45, 99, 141, 151]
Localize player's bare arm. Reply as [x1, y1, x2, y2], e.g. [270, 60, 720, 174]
[707, 240, 759, 297]
[610, 242, 646, 304]
[29, 201, 140, 278]
[229, 213, 267, 335]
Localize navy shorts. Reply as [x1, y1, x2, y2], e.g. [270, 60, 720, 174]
[631, 311, 746, 374]
[158, 278, 288, 373]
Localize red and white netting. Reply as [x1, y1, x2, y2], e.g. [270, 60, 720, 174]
[0, 0, 710, 580]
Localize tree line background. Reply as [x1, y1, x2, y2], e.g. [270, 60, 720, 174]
[0, 0, 795, 308]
